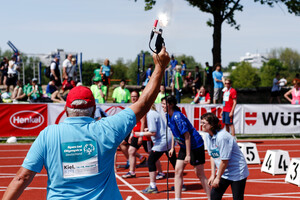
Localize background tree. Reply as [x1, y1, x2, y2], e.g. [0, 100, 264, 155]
[230, 62, 260, 88]
[141, 0, 300, 66]
[269, 47, 300, 72]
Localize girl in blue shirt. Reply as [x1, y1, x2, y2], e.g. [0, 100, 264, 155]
[161, 96, 211, 200]
[201, 113, 249, 200]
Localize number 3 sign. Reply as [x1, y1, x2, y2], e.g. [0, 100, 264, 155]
[261, 150, 290, 175]
[238, 142, 260, 164]
[285, 158, 300, 186]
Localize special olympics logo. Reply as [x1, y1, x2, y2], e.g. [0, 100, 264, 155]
[84, 144, 95, 155]
[10, 110, 45, 130]
[245, 112, 257, 126]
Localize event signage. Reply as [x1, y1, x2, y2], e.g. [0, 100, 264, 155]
[0, 104, 47, 137]
[1, 104, 299, 137]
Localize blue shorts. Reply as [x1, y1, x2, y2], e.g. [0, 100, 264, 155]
[222, 111, 233, 125]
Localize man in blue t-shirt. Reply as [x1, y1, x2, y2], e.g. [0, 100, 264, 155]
[212, 63, 224, 104]
[3, 47, 171, 200]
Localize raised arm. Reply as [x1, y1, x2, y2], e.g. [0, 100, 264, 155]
[129, 47, 170, 122]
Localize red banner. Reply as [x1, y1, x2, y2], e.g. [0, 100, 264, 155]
[0, 104, 48, 137]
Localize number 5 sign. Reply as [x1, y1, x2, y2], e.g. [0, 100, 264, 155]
[238, 142, 260, 164]
[261, 150, 290, 175]
[285, 158, 300, 186]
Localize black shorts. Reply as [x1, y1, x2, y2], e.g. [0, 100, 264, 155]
[6, 74, 17, 86]
[130, 136, 153, 153]
[124, 134, 130, 144]
[177, 145, 205, 166]
[271, 91, 280, 97]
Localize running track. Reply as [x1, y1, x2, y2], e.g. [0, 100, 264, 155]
[0, 139, 300, 199]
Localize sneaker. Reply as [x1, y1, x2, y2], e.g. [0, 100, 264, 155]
[139, 157, 147, 165]
[142, 185, 158, 194]
[170, 184, 187, 191]
[122, 172, 136, 178]
[156, 172, 166, 180]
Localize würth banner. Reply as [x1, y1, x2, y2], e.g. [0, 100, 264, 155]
[0, 104, 48, 137]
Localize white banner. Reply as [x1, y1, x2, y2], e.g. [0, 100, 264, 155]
[47, 104, 300, 134]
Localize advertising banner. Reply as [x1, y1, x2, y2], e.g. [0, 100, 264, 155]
[242, 104, 300, 134]
[0, 104, 48, 137]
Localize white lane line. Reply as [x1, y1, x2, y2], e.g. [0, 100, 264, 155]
[125, 196, 132, 200]
[115, 174, 149, 200]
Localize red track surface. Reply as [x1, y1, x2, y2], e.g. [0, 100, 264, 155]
[1, 139, 300, 200]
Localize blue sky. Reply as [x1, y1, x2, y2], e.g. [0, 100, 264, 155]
[0, 0, 299, 67]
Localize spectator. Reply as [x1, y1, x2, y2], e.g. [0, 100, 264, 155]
[71, 57, 78, 83]
[143, 64, 153, 86]
[112, 79, 130, 103]
[62, 54, 76, 82]
[94, 106, 108, 121]
[192, 66, 202, 98]
[183, 71, 194, 96]
[6, 56, 20, 93]
[50, 56, 62, 88]
[100, 58, 113, 101]
[269, 73, 281, 103]
[201, 113, 249, 200]
[174, 65, 183, 103]
[167, 55, 178, 88]
[293, 73, 300, 84]
[212, 63, 224, 104]
[0, 57, 9, 86]
[205, 62, 213, 95]
[162, 96, 211, 199]
[11, 80, 27, 102]
[155, 84, 168, 103]
[191, 85, 210, 104]
[92, 65, 102, 84]
[2, 46, 170, 200]
[91, 77, 107, 104]
[46, 80, 65, 103]
[284, 79, 300, 105]
[27, 78, 43, 102]
[180, 60, 186, 79]
[222, 79, 237, 137]
[141, 104, 177, 194]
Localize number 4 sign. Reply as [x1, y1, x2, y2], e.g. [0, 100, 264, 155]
[261, 150, 290, 175]
[285, 158, 300, 186]
[238, 142, 260, 164]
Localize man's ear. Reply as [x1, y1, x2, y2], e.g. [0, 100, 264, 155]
[64, 105, 69, 117]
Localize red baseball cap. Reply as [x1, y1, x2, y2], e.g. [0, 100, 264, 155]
[66, 86, 95, 109]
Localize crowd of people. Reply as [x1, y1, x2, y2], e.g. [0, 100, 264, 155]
[2, 47, 253, 200]
[1, 48, 300, 200]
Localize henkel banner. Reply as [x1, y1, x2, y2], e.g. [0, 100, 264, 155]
[242, 104, 300, 134]
[0, 104, 47, 137]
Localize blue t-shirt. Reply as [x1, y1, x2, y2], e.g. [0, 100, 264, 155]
[101, 65, 111, 77]
[271, 78, 280, 92]
[212, 71, 224, 88]
[22, 108, 136, 200]
[181, 64, 186, 76]
[205, 129, 249, 181]
[167, 110, 203, 149]
[170, 59, 178, 70]
[46, 84, 57, 94]
[147, 109, 172, 152]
